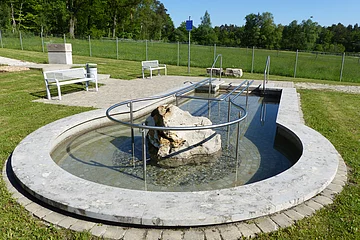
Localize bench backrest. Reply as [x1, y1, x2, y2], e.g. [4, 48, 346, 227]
[142, 60, 159, 68]
[43, 68, 86, 82]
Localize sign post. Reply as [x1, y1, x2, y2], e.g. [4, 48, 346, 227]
[186, 17, 193, 74]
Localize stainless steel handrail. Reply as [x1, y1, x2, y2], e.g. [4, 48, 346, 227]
[106, 78, 252, 185]
[263, 56, 270, 94]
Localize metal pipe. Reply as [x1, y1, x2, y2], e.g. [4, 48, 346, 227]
[129, 100, 135, 163]
[294, 49, 298, 78]
[116, 37, 119, 60]
[340, 52, 345, 82]
[251, 46, 255, 73]
[141, 123, 147, 190]
[88, 35, 92, 57]
[235, 112, 241, 164]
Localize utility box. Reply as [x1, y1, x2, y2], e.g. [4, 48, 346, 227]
[47, 43, 73, 64]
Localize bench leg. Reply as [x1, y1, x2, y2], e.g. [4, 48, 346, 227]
[45, 84, 52, 100]
[150, 69, 152, 79]
[158, 69, 160, 76]
[57, 84, 62, 100]
[85, 81, 89, 91]
[95, 79, 98, 91]
[165, 67, 167, 76]
[142, 69, 145, 79]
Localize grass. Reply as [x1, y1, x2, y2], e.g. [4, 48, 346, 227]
[1, 35, 360, 82]
[0, 50, 359, 239]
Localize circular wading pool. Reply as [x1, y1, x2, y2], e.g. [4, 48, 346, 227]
[10, 87, 339, 226]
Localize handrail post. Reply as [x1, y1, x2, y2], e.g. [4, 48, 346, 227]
[141, 123, 147, 190]
[130, 100, 135, 165]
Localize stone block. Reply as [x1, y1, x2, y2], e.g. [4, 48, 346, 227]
[183, 229, 204, 240]
[47, 43, 73, 64]
[162, 230, 183, 240]
[204, 228, 221, 240]
[254, 217, 278, 233]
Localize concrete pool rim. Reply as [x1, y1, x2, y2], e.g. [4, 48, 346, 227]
[9, 86, 341, 227]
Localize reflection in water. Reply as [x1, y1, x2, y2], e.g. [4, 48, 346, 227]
[52, 94, 293, 192]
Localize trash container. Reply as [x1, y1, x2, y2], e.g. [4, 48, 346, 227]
[86, 63, 97, 80]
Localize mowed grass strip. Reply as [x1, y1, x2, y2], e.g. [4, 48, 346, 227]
[1, 35, 360, 82]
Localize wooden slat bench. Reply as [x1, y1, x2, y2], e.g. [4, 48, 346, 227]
[141, 60, 167, 79]
[43, 68, 98, 100]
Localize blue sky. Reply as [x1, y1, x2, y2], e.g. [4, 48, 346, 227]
[161, 0, 359, 28]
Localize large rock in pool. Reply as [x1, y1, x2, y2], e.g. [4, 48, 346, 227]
[145, 104, 221, 167]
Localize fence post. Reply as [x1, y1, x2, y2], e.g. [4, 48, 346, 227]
[116, 37, 119, 60]
[63, 34, 66, 43]
[340, 52, 345, 82]
[177, 41, 180, 66]
[251, 46, 255, 73]
[294, 49, 299, 78]
[145, 40, 148, 60]
[88, 35, 92, 57]
[19, 31, 23, 50]
[214, 43, 216, 62]
[41, 27, 44, 52]
[0, 30, 3, 48]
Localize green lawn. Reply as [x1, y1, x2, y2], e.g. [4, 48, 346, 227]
[0, 51, 359, 239]
[1, 35, 360, 82]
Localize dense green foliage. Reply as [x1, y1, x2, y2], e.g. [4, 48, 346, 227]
[1, 1, 360, 52]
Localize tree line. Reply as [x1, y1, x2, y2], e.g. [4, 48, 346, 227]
[1, 0, 360, 53]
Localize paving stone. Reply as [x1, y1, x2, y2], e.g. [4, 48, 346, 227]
[90, 224, 107, 237]
[42, 211, 67, 225]
[217, 224, 241, 240]
[33, 207, 53, 219]
[332, 178, 346, 187]
[123, 228, 146, 240]
[69, 219, 96, 232]
[145, 229, 162, 240]
[203, 228, 221, 240]
[270, 213, 294, 228]
[254, 217, 278, 233]
[16, 195, 32, 206]
[321, 188, 337, 198]
[57, 216, 79, 229]
[24, 202, 43, 214]
[161, 230, 183, 240]
[236, 222, 260, 238]
[183, 229, 204, 240]
[326, 183, 344, 193]
[314, 195, 333, 206]
[304, 200, 323, 211]
[293, 204, 315, 217]
[102, 226, 127, 240]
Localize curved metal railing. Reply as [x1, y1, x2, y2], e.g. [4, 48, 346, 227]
[106, 79, 253, 189]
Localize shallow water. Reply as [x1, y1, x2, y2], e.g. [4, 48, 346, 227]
[52, 94, 293, 192]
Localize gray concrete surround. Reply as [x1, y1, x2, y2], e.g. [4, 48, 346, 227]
[10, 86, 340, 227]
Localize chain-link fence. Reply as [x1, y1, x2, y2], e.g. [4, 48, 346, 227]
[1, 30, 360, 83]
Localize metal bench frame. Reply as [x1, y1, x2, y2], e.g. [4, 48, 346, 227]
[43, 68, 98, 100]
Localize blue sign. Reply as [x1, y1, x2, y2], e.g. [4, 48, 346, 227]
[186, 20, 193, 31]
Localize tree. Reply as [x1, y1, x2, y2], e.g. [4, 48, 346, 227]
[193, 10, 217, 45]
[258, 12, 277, 49]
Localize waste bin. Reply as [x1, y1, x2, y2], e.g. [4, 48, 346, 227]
[86, 63, 97, 80]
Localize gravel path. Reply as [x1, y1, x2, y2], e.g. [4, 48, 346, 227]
[295, 82, 360, 94]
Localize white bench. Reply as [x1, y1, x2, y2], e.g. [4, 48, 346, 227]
[141, 60, 167, 79]
[43, 68, 98, 100]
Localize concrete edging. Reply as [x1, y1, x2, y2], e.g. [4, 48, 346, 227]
[9, 87, 340, 227]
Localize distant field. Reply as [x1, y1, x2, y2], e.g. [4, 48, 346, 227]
[1, 35, 360, 83]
